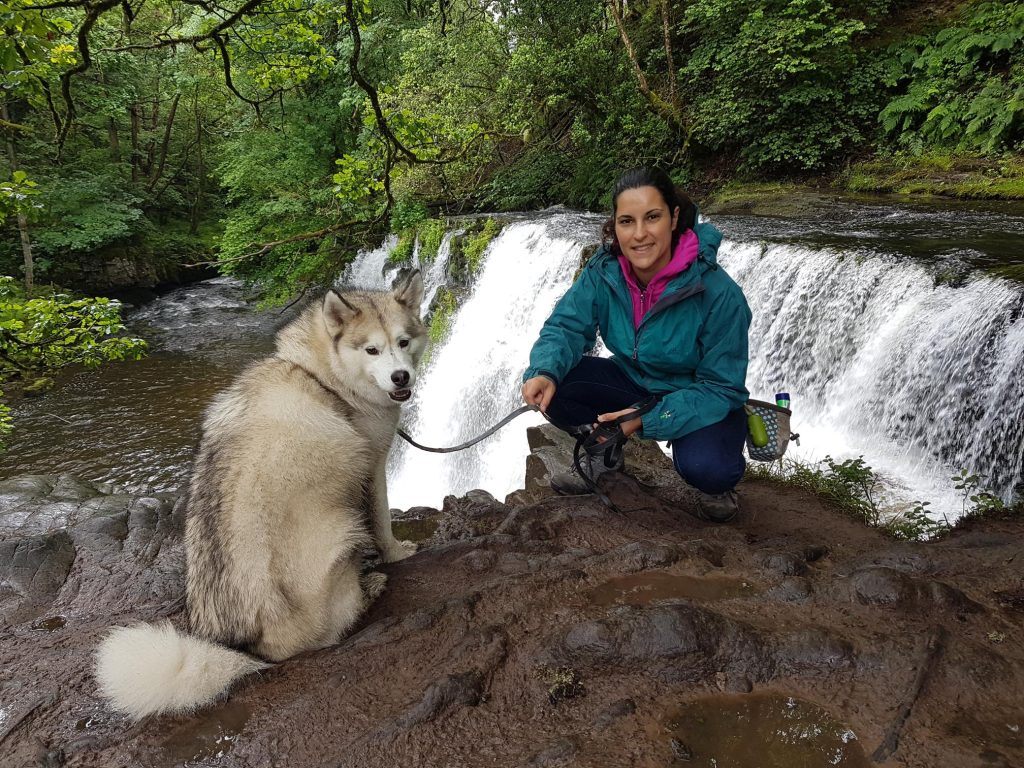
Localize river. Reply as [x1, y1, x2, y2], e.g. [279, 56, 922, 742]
[2, 199, 1022, 522]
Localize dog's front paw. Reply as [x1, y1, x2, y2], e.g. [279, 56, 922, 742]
[381, 539, 417, 563]
[362, 571, 388, 600]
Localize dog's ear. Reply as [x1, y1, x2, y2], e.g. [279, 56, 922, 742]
[323, 290, 361, 336]
[393, 269, 423, 311]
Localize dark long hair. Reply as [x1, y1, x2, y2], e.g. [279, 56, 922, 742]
[601, 167, 696, 256]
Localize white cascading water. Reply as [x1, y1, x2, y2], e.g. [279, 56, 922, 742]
[339, 231, 455, 317]
[386, 214, 603, 510]
[340, 212, 1024, 520]
[725, 240, 1024, 515]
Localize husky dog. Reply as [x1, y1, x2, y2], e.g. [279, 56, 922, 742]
[95, 271, 426, 720]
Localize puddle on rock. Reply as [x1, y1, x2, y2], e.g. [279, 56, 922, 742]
[159, 701, 251, 766]
[591, 571, 756, 606]
[391, 517, 438, 543]
[30, 616, 67, 632]
[665, 693, 870, 767]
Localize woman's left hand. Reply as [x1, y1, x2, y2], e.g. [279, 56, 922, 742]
[595, 408, 642, 439]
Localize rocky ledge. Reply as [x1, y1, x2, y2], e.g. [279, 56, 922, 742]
[1, 427, 1022, 767]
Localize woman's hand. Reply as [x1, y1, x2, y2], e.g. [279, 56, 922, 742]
[522, 376, 556, 413]
[596, 408, 642, 439]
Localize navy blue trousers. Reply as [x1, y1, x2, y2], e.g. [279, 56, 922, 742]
[544, 356, 746, 495]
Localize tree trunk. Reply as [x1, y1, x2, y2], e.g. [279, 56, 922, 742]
[129, 104, 140, 182]
[148, 92, 180, 192]
[1, 102, 34, 296]
[109, 117, 121, 162]
[190, 101, 204, 235]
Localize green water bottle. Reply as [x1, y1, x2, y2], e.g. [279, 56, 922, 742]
[746, 408, 769, 447]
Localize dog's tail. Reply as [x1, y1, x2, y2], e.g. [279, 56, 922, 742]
[94, 621, 269, 720]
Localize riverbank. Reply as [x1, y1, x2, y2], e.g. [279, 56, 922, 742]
[701, 153, 1024, 218]
[2, 430, 1022, 767]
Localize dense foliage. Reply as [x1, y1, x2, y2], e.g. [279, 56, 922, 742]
[2, 0, 1022, 302]
[881, 2, 1024, 153]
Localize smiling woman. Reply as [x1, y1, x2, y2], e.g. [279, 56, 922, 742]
[521, 167, 752, 523]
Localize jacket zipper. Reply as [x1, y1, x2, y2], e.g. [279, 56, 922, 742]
[632, 283, 707, 360]
[596, 262, 704, 362]
[634, 288, 647, 359]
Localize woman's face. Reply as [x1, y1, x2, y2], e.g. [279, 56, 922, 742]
[614, 186, 680, 284]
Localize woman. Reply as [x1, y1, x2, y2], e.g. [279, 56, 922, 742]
[521, 167, 751, 522]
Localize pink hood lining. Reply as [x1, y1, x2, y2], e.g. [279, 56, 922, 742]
[617, 228, 699, 329]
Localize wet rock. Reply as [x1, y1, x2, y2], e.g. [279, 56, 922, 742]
[458, 549, 497, 573]
[848, 551, 939, 575]
[400, 505, 439, 518]
[775, 628, 854, 672]
[594, 699, 636, 726]
[766, 577, 813, 603]
[0, 474, 55, 502]
[495, 552, 532, 575]
[529, 737, 578, 766]
[564, 620, 619, 660]
[686, 542, 725, 568]
[714, 670, 753, 693]
[517, 516, 562, 542]
[433, 493, 508, 542]
[802, 545, 830, 562]
[669, 737, 693, 760]
[50, 474, 103, 502]
[70, 509, 130, 548]
[600, 540, 682, 573]
[390, 671, 483, 730]
[559, 605, 768, 672]
[757, 551, 808, 577]
[725, 672, 753, 693]
[838, 566, 981, 613]
[0, 530, 76, 623]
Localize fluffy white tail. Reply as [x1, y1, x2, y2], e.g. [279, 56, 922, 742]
[95, 621, 268, 720]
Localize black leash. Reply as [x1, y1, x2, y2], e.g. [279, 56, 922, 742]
[397, 404, 541, 453]
[566, 396, 659, 514]
[397, 395, 660, 516]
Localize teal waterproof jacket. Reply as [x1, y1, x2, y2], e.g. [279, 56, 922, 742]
[523, 221, 751, 441]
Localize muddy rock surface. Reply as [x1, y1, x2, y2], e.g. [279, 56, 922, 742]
[2, 427, 1023, 767]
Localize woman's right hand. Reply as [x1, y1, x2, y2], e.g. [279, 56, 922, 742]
[522, 376, 556, 414]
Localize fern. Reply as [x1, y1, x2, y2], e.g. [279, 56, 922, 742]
[879, 1, 1024, 153]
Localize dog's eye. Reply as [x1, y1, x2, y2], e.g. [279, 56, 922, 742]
[398, 339, 410, 349]
[365, 347, 379, 356]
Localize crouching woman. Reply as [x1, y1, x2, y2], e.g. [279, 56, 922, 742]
[521, 167, 752, 522]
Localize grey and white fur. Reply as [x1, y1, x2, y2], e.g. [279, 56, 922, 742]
[95, 271, 426, 719]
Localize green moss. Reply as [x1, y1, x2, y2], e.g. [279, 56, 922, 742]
[417, 218, 447, 264]
[701, 182, 832, 216]
[428, 287, 457, 346]
[389, 230, 416, 264]
[840, 153, 1024, 200]
[462, 218, 501, 274]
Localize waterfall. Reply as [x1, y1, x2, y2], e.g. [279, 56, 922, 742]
[339, 231, 455, 317]
[724, 240, 1024, 512]
[338, 210, 1023, 520]
[386, 214, 603, 510]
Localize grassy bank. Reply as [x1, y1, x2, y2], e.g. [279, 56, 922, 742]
[841, 153, 1024, 200]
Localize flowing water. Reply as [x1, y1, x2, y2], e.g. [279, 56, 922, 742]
[1, 201, 1022, 521]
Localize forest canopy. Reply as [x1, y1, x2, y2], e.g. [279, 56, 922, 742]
[2, 0, 1023, 300]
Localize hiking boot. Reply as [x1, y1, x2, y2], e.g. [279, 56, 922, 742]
[549, 450, 625, 495]
[696, 490, 740, 523]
